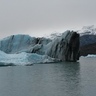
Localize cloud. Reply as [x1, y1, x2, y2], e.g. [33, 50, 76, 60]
[0, 0, 96, 38]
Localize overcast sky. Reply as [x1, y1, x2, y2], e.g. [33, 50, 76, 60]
[0, 0, 96, 39]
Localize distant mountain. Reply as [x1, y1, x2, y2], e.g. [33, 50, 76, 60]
[78, 25, 96, 36]
[46, 32, 62, 40]
[80, 43, 96, 56]
[80, 35, 96, 47]
[79, 25, 96, 56]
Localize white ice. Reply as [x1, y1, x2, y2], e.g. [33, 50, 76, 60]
[86, 54, 96, 58]
[0, 50, 57, 66]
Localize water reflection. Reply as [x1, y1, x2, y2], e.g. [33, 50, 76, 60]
[61, 62, 81, 96]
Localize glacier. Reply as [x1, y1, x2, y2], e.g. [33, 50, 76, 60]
[0, 31, 80, 66]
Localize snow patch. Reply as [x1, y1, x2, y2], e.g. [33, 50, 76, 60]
[78, 25, 96, 36]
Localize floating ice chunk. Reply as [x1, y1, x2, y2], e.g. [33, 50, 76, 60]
[86, 54, 96, 58]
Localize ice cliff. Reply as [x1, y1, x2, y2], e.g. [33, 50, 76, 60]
[0, 31, 80, 65]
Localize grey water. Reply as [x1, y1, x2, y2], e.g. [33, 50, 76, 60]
[0, 57, 96, 96]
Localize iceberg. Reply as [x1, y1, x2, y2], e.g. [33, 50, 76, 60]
[0, 31, 80, 66]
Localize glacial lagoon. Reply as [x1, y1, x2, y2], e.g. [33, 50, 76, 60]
[0, 57, 96, 96]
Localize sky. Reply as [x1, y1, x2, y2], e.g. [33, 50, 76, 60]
[0, 0, 96, 39]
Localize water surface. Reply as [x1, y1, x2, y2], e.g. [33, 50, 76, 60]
[0, 57, 96, 96]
